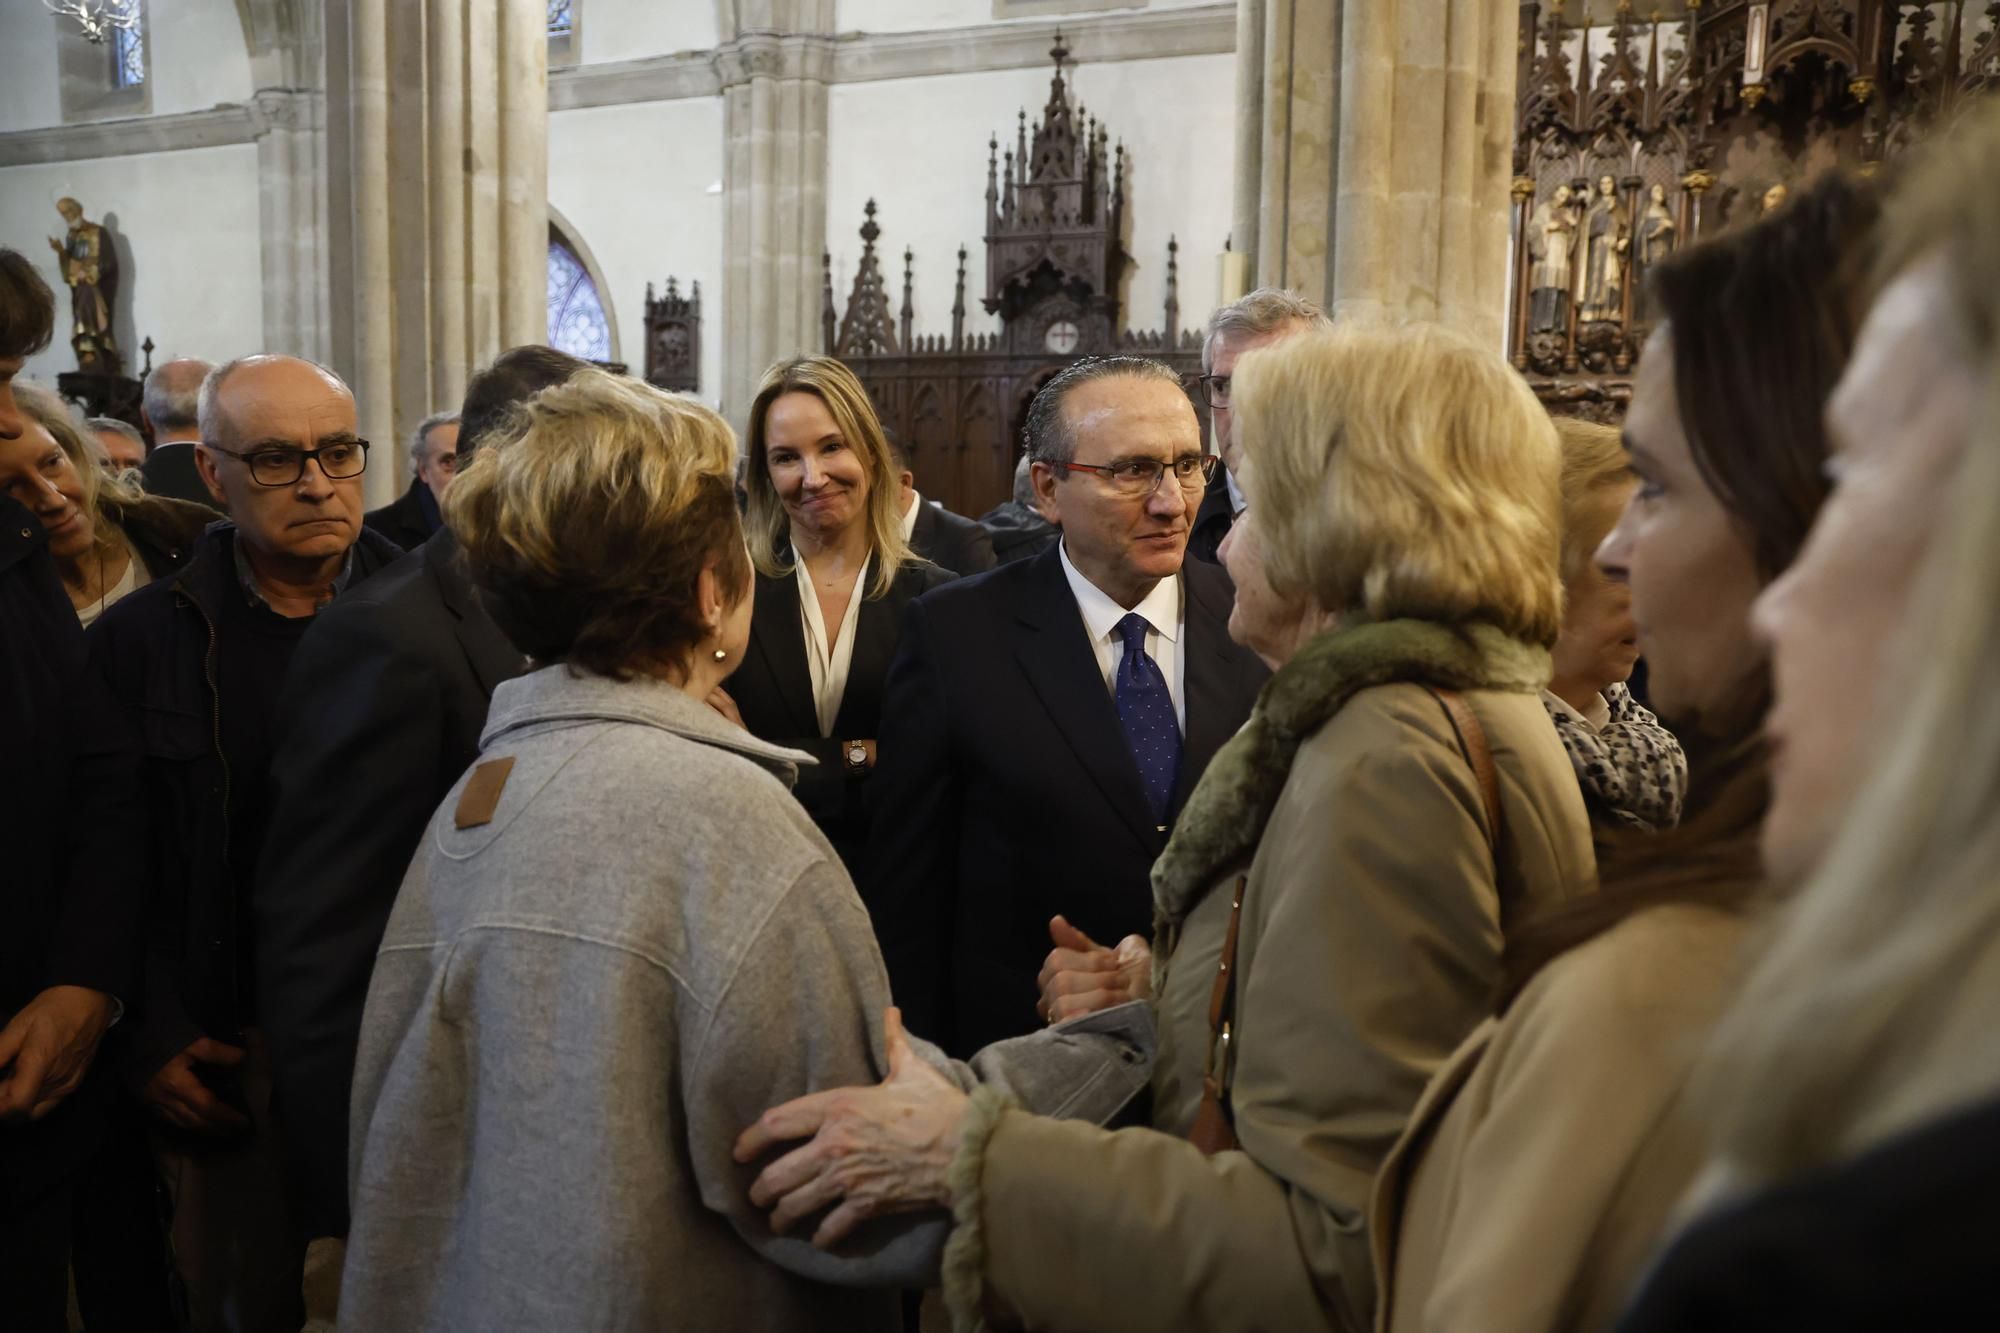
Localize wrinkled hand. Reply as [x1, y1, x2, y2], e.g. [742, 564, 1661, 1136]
[0, 985, 116, 1121]
[1035, 915, 1151, 1025]
[707, 685, 744, 728]
[733, 1007, 967, 1248]
[142, 1037, 250, 1134]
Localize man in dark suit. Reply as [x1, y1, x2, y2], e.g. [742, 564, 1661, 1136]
[362, 410, 459, 552]
[1186, 288, 1329, 565]
[886, 430, 997, 576]
[865, 356, 1269, 1056]
[254, 345, 586, 1255]
[136, 357, 219, 509]
[0, 248, 149, 1333]
[979, 453, 1061, 565]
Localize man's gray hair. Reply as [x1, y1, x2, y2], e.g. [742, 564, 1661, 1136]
[1201, 288, 1332, 371]
[409, 410, 461, 473]
[1011, 452, 1037, 506]
[141, 358, 211, 433]
[1021, 355, 1184, 469]
[197, 354, 351, 445]
[88, 416, 146, 450]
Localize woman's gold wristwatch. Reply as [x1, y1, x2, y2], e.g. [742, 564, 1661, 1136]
[844, 740, 870, 774]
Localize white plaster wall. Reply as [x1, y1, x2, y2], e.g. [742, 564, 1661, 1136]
[0, 0, 254, 132]
[578, 0, 719, 62]
[2, 144, 266, 388]
[835, 0, 1219, 36]
[548, 98, 727, 408]
[827, 52, 1232, 346]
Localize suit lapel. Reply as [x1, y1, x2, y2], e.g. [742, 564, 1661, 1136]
[909, 501, 936, 561]
[748, 571, 820, 737]
[831, 573, 904, 738]
[1013, 548, 1161, 853]
[1175, 562, 1248, 814]
[427, 533, 527, 697]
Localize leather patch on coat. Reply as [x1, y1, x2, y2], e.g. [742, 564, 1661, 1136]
[455, 757, 515, 829]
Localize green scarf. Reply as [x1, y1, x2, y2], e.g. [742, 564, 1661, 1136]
[1151, 618, 1551, 948]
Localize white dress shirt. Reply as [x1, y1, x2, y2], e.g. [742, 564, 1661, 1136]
[796, 552, 872, 738]
[1058, 539, 1186, 732]
[1225, 468, 1247, 516]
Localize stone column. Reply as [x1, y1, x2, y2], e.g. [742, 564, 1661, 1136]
[329, 0, 548, 504]
[716, 31, 834, 426]
[1248, 0, 1519, 347]
[238, 0, 331, 364]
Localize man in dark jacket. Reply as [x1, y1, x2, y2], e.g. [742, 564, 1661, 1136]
[88, 353, 402, 1331]
[137, 357, 220, 509]
[886, 429, 997, 576]
[865, 358, 1269, 1056]
[255, 345, 585, 1258]
[362, 409, 459, 552]
[0, 248, 150, 1333]
[979, 453, 1061, 565]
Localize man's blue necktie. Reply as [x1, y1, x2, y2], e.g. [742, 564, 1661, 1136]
[1113, 612, 1182, 826]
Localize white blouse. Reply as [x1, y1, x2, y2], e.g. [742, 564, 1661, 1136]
[77, 551, 147, 628]
[795, 552, 872, 738]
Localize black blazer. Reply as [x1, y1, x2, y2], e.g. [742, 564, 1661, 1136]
[362, 479, 439, 554]
[1618, 1090, 2000, 1332]
[863, 545, 1268, 1056]
[253, 529, 526, 1238]
[910, 500, 997, 577]
[729, 556, 955, 871]
[1188, 468, 1237, 566]
[138, 440, 220, 511]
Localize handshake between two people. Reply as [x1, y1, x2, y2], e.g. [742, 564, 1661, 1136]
[733, 915, 1155, 1248]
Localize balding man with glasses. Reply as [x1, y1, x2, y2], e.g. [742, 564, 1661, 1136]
[863, 356, 1269, 1057]
[86, 354, 403, 1332]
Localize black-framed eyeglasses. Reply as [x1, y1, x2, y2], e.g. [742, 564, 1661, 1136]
[1058, 453, 1218, 498]
[1185, 373, 1231, 409]
[207, 439, 370, 488]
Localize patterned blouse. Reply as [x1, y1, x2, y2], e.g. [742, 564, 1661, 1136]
[1541, 681, 1689, 833]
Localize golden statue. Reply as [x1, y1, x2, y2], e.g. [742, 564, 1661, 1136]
[1574, 174, 1630, 325]
[1526, 185, 1579, 334]
[1761, 181, 1790, 216]
[46, 197, 120, 373]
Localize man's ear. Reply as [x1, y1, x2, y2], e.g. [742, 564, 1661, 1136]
[1030, 460, 1062, 526]
[193, 444, 228, 507]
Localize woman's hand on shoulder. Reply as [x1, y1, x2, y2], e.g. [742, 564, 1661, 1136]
[1035, 915, 1152, 1025]
[733, 1007, 967, 1247]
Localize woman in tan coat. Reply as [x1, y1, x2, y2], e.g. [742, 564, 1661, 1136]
[1367, 173, 1878, 1333]
[734, 322, 1597, 1333]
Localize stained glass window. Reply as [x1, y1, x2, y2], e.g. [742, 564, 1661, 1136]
[548, 236, 611, 363]
[547, 1, 575, 38]
[112, 15, 145, 89]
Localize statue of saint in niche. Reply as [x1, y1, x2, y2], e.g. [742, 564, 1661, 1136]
[1574, 175, 1630, 325]
[1761, 181, 1790, 216]
[1526, 184, 1578, 335]
[47, 197, 120, 373]
[1633, 183, 1678, 323]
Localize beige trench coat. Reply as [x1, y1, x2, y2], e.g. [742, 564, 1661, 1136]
[1369, 903, 1750, 1333]
[951, 682, 1597, 1333]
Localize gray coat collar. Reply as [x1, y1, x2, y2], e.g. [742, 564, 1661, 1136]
[482, 665, 818, 787]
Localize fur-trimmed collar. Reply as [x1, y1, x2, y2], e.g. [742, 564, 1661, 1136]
[1151, 619, 1550, 941]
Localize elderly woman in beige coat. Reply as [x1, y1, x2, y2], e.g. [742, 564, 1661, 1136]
[734, 323, 1597, 1332]
[336, 371, 1148, 1333]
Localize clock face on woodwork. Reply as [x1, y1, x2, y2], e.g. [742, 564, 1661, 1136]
[1044, 319, 1080, 354]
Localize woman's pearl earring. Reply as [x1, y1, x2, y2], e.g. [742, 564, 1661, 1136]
[713, 648, 728, 662]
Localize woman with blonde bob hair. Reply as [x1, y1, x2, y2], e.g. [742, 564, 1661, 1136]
[338, 370, 1145, 1332]
[0, 382, 209, 624]
[1619, 98, 2000, 1331]
[724, 354, 951, 869]
[733, 322, 1597, 1333]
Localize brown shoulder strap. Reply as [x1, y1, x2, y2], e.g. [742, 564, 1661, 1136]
[1426, 687, 1502, 856]
[1189, 874, 1247, 1155]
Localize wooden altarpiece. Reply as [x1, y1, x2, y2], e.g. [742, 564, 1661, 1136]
[642, 277, 702, 394]
[822, 36, 1203, 518]
[1512, 0, 2000, 421]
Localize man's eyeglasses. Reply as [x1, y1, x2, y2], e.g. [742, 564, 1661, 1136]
[206, 440, 370, 489]
[1186, 373, 1232, 409]
[1058, 453, 1219, 499]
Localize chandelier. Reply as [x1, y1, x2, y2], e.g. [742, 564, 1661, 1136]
[44, 0, 141, 45]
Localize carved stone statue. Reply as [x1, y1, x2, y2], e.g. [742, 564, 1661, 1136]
[1633, 183, 1678, 323]
[1761, 181, 1790, 215]
[1526, 184, 1578, 334]
[1574, 174, 1630, 325]
[46, 197, 120, 373]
